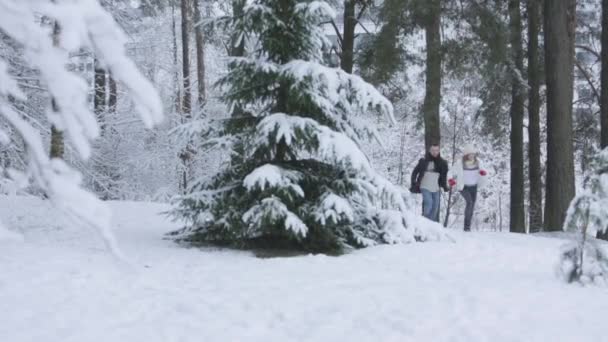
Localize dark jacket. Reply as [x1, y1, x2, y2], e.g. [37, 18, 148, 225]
[410, 153, 449, 193]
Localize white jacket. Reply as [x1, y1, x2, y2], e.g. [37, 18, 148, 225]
[451, 158, 488, 191]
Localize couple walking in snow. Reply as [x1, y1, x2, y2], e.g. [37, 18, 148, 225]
[410, 144, 487, 231]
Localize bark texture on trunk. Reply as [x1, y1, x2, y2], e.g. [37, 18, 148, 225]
[49, 21, 64, 159]
[509, 0, 525, 233]
[193, 0, 206, 107]
[603, 0, 608, 149]
[543, 0, 576, 231]
[229, 0, 246, 119]
[172, 1, 181, 113]
[230, 0, 246, 58]
[180, 0, 193, 193]
[598, 0, 608, 240]
[108, 75, 117, 114]
[94, 58, 107, 135]
[422, 0, 441, 151]
[340, 0, 356, 74]
[181, 0, 192, 118]
[527, 0, 543, 233]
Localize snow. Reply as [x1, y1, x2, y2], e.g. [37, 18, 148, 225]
[243, 196, 308, 237]
[317, 126, 374, 176]
[251, 113, 446, 244]
[295, 1, 336, 20]
[254, 113, 375, 176]
[281, 60, 394, 125]
[0, 0, 163, 261]
[243, 164, 304, 198]
[0, 221, 22, 242]
[255, 113, 317, 150]
[1, 195, 607, 342]
[314, 193, 354, 225]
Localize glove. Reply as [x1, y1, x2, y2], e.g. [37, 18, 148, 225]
[448, 178, 456, 187]
[479, 170, 487, 176]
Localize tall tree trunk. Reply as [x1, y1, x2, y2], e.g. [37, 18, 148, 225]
[543, 0, 576, 231]
[422, 0, 441, 151]
[229, 0, 246, 120]
[94, 58, 107, 135]
[508, 0, 525, 233]
[181, 0, 192, 118]
[49, 21, 64, 159]
[180, 0, 192, 193]
[104, 74, 118, 200]
[49, 103, 64, 159]
[193, 0, 206, 107]
[443, 111, 459, 227]
[598, 0, 608, 240]
[108, 75, 117, 114]
[603, 0, 608, 150]
[230, 0, 246, 58]
[172, 1, 181, 113]
[527, 0, 543, 232]
[340, 0, 356, 74]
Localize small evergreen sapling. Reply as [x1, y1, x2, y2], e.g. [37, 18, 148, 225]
[558, 148, 608, 284]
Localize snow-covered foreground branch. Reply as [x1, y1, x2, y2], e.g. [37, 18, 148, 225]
[0, 0, 163, 258]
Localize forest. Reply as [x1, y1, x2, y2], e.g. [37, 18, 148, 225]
[1, 1, 608, 341]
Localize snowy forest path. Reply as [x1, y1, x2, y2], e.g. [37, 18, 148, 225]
[1, 196, 607, 342]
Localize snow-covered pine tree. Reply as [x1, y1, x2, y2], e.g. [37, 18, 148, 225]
[558, 148, 608, 284]
[170, 0, 440, 253]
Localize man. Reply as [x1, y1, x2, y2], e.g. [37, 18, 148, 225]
[410, 144, 449, 222]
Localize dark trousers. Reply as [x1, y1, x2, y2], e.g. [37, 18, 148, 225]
[461, 185, 478, 231]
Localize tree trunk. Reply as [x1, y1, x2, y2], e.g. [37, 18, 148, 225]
[229, 0, 246, 119]
[49, 110, 64, 158]
[422, 0, 441, 151]
[108, 75, 117, 114]
[230, 0, 246, 58]
[527, 0, 543, 233]
[94, 58, 107, 135]
[598, 0, 608, 240]
[508, 0, 525, 233]
[193, 0, 206, 107]
[181, 0, 192, 118]
[180, 0, 192, 193]
[603, 0, 608, 150]
[49, 21, 64, 159]
[172, 1, 181, 113]
[543, 0, 576, 231]
[443, 111, 459, 228]
[340, 0, 356, 74]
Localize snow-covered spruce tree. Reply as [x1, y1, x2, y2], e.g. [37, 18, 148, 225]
[558, 148, 608, 284]
[170, 0, 443, 253]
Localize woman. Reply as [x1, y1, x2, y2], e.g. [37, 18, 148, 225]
[448, 144, 488, 231]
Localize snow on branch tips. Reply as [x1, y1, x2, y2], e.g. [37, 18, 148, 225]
[0, 0, 163, 260]
[280, 61, 395, 124]
[243, 164, 305, 198]
[243, 196, 308, 238]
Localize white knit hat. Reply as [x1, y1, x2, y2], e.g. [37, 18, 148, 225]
[463, 144, 477, 156]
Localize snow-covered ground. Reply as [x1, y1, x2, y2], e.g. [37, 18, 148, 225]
[1, 196, 606, 342]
